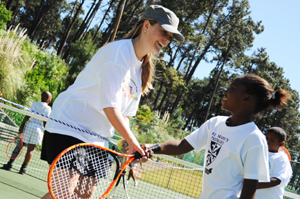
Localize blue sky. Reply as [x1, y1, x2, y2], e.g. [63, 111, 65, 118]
[195, 0, 300, 95]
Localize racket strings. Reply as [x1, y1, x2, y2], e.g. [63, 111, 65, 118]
[50, 145, 119, 199]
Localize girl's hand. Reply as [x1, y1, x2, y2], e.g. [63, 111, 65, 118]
[127, 140, 148, 163]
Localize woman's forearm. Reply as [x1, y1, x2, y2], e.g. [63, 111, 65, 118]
[103, 107, 137, 145]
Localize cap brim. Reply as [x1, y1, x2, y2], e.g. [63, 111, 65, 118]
[160, 23, 184, 42]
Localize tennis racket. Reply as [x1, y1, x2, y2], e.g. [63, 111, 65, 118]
[47, 143, 161, 199]
[280, 146, 291, 161]
[6, 133, 23, 160]
[131, 168, 142, 178]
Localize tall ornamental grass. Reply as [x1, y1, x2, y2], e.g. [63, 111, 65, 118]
[0, 25, 34, 101]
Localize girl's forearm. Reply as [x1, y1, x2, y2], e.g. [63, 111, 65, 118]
[240, 179, 258, 199]
[146, 139, 194, 155]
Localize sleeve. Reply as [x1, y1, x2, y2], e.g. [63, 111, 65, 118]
[97, 62, 127, 110]
[45, 106, 51, 117]
[272, 155, 292, 186]
[242, 134, 270, 182]
[185, 118, 215, 152]
[123, 96, 141, 117]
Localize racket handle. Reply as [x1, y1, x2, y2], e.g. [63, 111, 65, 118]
[134, 144, 161, 159]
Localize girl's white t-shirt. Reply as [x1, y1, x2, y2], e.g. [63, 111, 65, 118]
[255, 152, 293, 199]
[45, 39, 143, 147]
[185, 116, 269, 199]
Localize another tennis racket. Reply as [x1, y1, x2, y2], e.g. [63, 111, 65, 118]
[131, 168, 142, 178]
[6, 133, 23, 160]
[47, 143, 161, 199]
[280, 146, 291, 162]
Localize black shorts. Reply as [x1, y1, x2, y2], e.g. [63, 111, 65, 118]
[41, 130, 84, 165]
[41, 131, 110, 178]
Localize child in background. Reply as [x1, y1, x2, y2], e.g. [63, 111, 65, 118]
[144, 74, 291, 199]
[255, 127, 293, 199]
[2, 91, 52, 174]
[127, 163, 139, 186]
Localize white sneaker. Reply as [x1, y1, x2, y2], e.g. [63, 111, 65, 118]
[134, 181, 138, 187]
[126, 181, 129, 185]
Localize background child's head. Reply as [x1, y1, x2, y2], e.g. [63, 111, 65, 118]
[266, 127, 286, 152]
[237, 74, 291, 114]
[41, 91, 52, 104]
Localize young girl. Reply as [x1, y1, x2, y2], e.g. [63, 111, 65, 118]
[40, 5, 184, 199]
[255, 127, 293, 199]
[144, 74, 291, 199]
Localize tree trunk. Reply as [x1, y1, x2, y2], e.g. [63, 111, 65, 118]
[101, 0, 128, 45]
[109, 0, 126, 42]
[28, 0, 52, 39]
[153, 82, 164, 110]
[204, 46, 231, 121]
[157, 89, 169, 112]
[5, 0, 14, 10]
[6, 0, 19, 27]
[73, 0, 103, 42]
[92, 0, 115, 43]
[57, 0, 82, 56]
[124, 0, 142, 25]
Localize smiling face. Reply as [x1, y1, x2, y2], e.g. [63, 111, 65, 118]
[221, 79, 250, 113]
[266, 131, 283, 152]
[145, 22, 173, 54]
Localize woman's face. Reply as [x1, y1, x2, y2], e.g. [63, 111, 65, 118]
[145, 22, 173, 54]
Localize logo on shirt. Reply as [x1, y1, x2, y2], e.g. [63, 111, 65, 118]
[205, 132, 229, 175]
[206, 141, 222, 166]
[122, 77, 138, 101]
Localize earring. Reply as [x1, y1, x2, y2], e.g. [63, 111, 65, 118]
[144, 30, 146, 33]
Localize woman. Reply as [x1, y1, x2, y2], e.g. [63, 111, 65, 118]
[41, 5, 184, 199]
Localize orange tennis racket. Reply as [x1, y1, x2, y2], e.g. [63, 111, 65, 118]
[6, 133, 24, 160]
[280, 146, 291, 162]
[47, 143, 160, 199]
[132, 168, 142, 178]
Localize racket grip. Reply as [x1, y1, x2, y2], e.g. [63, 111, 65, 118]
[147, 144, 161, 153]
[134, 144, 161, 159]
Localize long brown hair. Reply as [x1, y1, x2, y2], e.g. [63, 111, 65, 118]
[123, 19, 158, 95]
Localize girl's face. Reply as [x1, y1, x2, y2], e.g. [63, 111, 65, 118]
[221, 79, 249, 112]
[145, 23, 173, 54]
[266, 131, 282, 152]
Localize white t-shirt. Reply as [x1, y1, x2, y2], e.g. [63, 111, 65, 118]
[255, 151, 293, 199]
[45, 39, 143, 147]
[185, 116, 269, 199]
[28, 102, 52, 126]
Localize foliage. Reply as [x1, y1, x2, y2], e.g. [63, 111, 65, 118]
[64, 34, 97, 89]
[136, 104, 152, 122]
[0, 1, 11, 29]
[133, 105, 175, 144]
[0, 26, 33, 102]
[22, 50, 68, 106]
